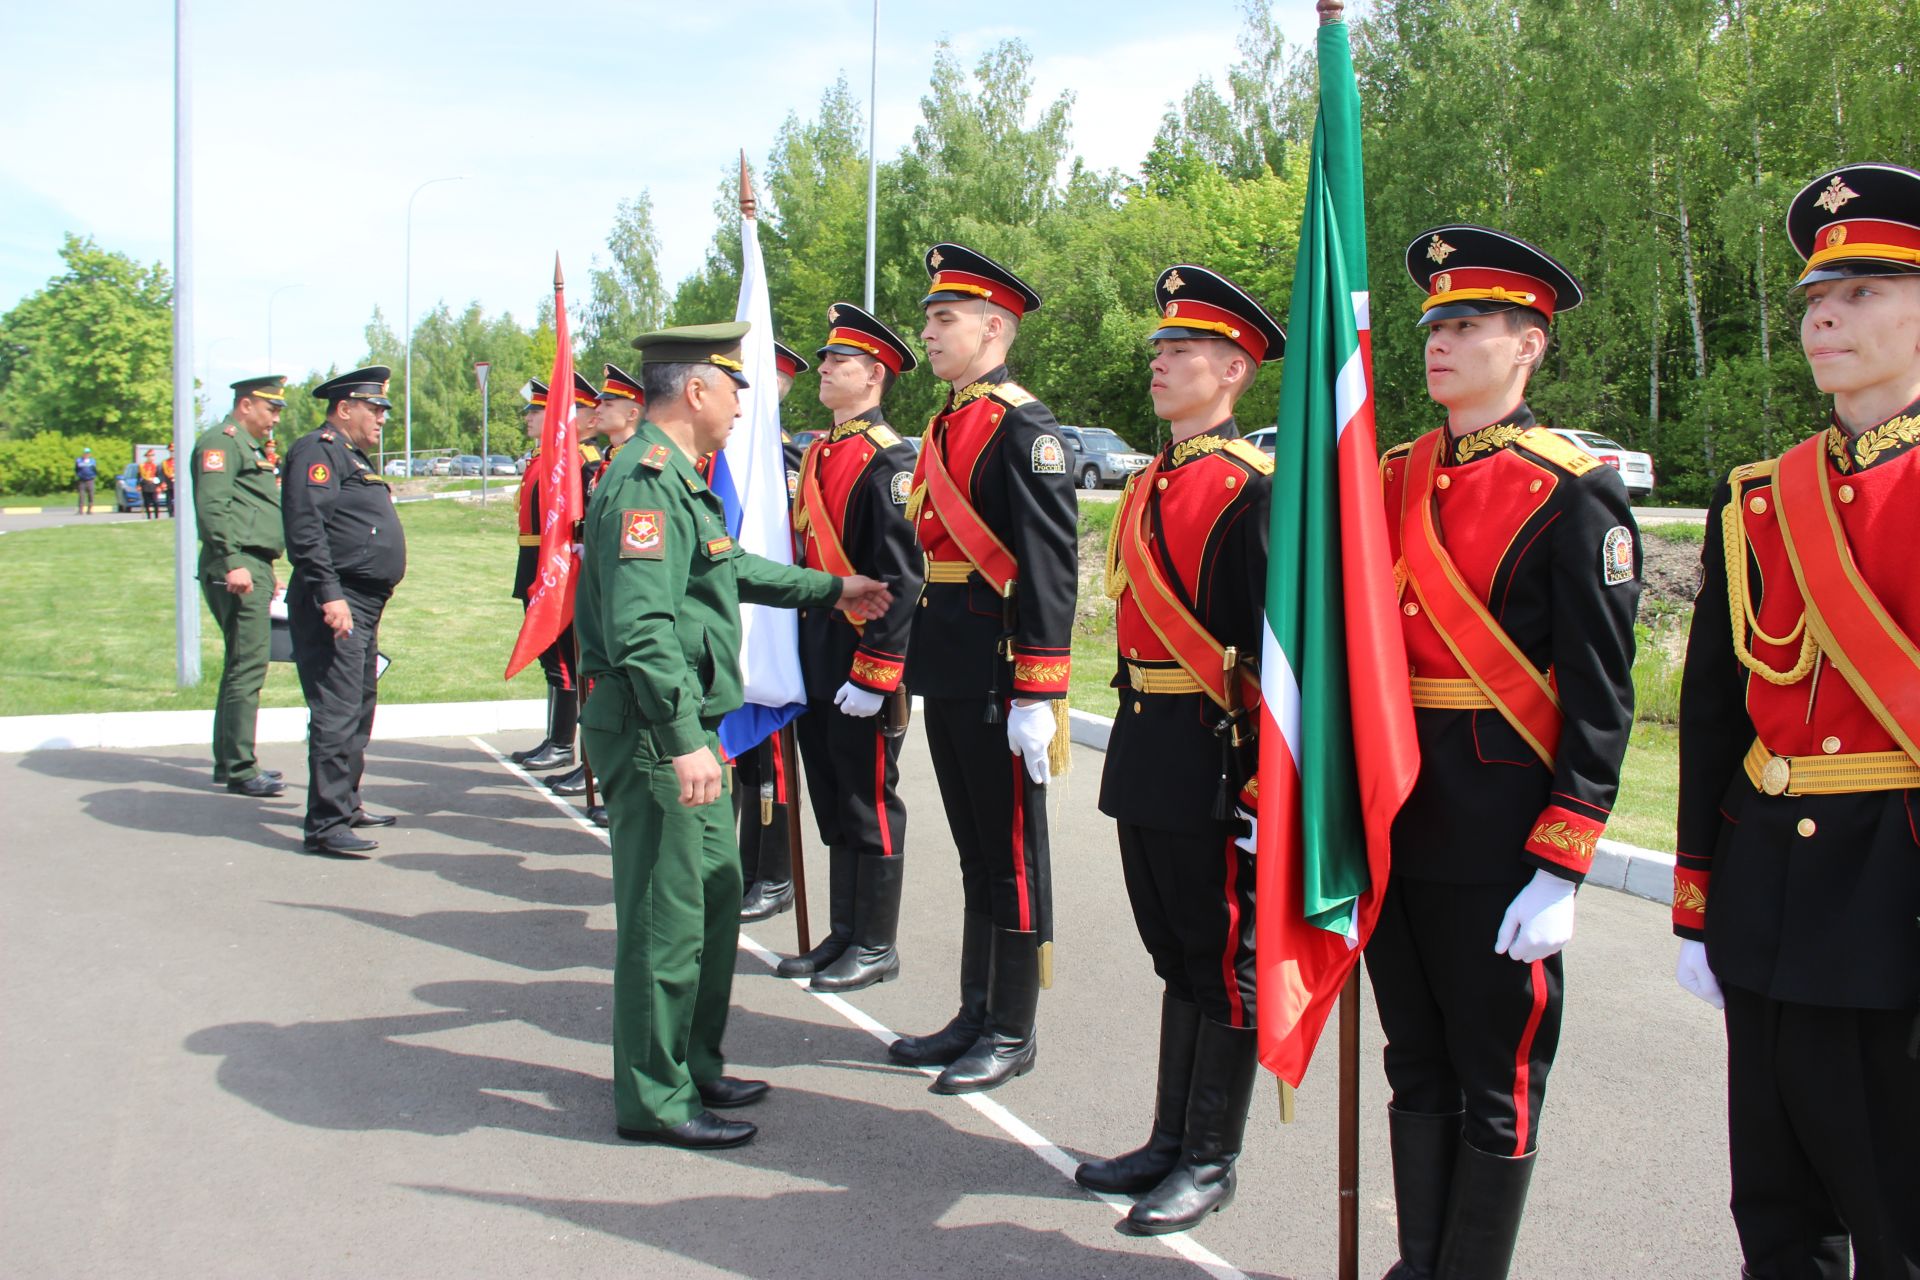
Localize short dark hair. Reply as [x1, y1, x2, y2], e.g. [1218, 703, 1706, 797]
[639, 361, 721, 405]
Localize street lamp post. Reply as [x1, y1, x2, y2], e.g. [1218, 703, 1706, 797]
[403, 175, 465, 476]
[266, 283, 303, 371]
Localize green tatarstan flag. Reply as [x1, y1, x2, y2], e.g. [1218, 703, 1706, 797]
[1253, 17, 1420, 1088]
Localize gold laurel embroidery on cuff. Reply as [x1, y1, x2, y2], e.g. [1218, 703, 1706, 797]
[1528, 819, 1598, 863]
[1673, 880, 1708, 916]
[1013, 660, 1071, 685]
[850, 655, 902, 686]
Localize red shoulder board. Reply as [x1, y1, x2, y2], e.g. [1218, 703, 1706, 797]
[641, 444, 671, 471]
[222, 425, 236, 436]
[319, 431, 334, 442]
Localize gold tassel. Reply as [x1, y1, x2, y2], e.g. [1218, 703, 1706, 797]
[905, 482, 927, 522]
[1048, 698, 1073, 779]
[1277, 1079, 1296, 1124]
[1038, 941, 1054, 990]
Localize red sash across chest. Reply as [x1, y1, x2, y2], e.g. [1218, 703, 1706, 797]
[914, 395, 1017, 589]
[796, 433, 875, 577]
[1740, 438, 1920, 760]
[1115, 453, 1238, 664]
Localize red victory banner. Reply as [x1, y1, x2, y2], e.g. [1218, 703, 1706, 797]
[505, 257, 581, 680]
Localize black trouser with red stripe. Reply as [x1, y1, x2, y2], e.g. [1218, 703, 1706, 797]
[1365, 873, 1563, 1156]
[731, 733, 790, 883]
[922, 698, 1049, 934]
[1117, 822, 1256, 1027]
[1722, 984, 1920, 1278]
[795, 699, 905, 859]
[533, 623, 576, 691]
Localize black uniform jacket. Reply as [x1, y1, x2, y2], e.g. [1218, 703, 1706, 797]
[906, 365, 1078, 701]
[792, 410, 924, 701]
[1674, 406, 1920, 1010]
[1098, 423, 1269, 833]
[282, 427, 407, 600]
[1381, 405, 1640, 886]
[513, 443, 602, 600]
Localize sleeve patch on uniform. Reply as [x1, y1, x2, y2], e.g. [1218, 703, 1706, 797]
[202, 450, 226, 473]
[620, 509, 665, 559]
[890, 471, 912, 505]
[786, 468, 800, 500]
[1030, 434, 1066, 475]
[1602, 525, 1635, 586]
[307, 463, 330, 485]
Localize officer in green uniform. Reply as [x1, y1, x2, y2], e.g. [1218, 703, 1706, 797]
[575, 322, 894, 1150]
[194, 375, 290, 797]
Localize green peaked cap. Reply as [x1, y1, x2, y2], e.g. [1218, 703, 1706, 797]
[630, 321, 752, 388]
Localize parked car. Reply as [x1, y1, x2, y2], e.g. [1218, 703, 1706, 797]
[1544, 428, 1656, 499]
[1058, 425, 1152, 490]
[485, 455, 519, 476]
[452, 455, 484, 476]
[114, 463, 144, 511]
[900, 434, 923, 454]
[1244, 426, 1277, 456]
[382, 458, 410, 477]
[426, 456, 455, 477]
[790, 429, 824, 450]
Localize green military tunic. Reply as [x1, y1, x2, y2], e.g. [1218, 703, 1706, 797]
[191, 418, 285, 783]
[576, 418, 843, 1130]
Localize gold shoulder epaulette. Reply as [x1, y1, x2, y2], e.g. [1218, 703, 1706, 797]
[1381, 441, 1413, 463]
[993, 381, 1037, 408]
[868, 424, 902, 448]
[1224, 439, 1274, 475]
[1729, 458, 1778, 488]
[1105, 476, 1133, 601]
[1517, 427, 1600, 476]
[580, 443, 602, 462]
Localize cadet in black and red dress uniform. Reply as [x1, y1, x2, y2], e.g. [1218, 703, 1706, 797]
[767, 305, 924, 993]
[889, 244, 1079, 1096]
[510, 373, 602, 772]
[1077, 265, 1281, 1236]
[1673, 163, 1920, 1280]
[1370, 227, 1641, 1279]
[735, 341, 812, 921]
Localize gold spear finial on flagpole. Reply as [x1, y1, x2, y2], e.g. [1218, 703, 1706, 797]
[739, 150, 756, 221]
[554, 252, 564, 290]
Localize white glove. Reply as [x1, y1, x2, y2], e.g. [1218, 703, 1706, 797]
[1006, 700, 1055, 786]
[1234, 807, 1256, 854]
[833, 681, 885, 718]
[1675, 940, 1725, 1010]
[570, 542, 585, 559]
[1494, 868, 1578, 963]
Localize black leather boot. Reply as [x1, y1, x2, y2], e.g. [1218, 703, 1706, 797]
[932, 927, 1039, 1095]
[1433, 1141, 1535, 1280]
[811, 856, 903, 992]
[546, 763, 588, 795]
[509, 688, 558, 764]
[775, 848, 855, 978]
[739, 804, 794, 922]
[520, 689, 577, 770]
[889, 913, 991, 1067]
[1124, 1016, 1257, 1235]
[1075, 992, 1201, 1194]
[1383, 1109, 1461, 1279]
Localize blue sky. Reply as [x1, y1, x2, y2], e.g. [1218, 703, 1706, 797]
[0, 0, 1323, 396]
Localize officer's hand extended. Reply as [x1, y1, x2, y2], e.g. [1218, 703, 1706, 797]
[1006, 699, 1055, 786]
[1234, 806, 1257, 854]
[833, 682, 885, 718]
[224, 566, 255, 595]
[1675, 940, 1725, 1010]
[835, 574, 894, 621]
[321, 599, 355, 639]
[671, 747, 724, 807]
[1495, 867, 1578, 963]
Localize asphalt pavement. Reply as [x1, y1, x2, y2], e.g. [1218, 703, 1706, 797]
[1, 725, 1740, 1278]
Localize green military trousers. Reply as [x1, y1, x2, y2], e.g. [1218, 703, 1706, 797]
[201, 551, 275, 783]
[582, 688, 740, 1130]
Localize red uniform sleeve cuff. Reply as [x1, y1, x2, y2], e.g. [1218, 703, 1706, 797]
[1672, 865, 1709, 936]
[1011, 646, 1071, 697]
[1523, 803, 1604, 878]
[849, 647, 905, 693]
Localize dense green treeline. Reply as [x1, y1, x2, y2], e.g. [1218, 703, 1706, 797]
[5, 1, 1913, 499]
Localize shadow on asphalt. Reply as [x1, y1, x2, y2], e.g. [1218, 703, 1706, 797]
[20, 747, 305, 845]
[381, 851, 612, 905]
[276, 901, 615, 971]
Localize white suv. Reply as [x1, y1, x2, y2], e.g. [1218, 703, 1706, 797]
[1544, 428, 1655, 500]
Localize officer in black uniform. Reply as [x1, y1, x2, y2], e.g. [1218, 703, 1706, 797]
[1673, 162, 1920, 1279]
[1370, 228, 1640, 1279]
[1080, 266, 1281, 1235]
[772, 304, 923, 991]
[735, 341, 812, 921]
[283, 366, 409, 857]
[889, 244, 1079, 1095]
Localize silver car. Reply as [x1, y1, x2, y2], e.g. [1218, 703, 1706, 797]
[1059, 425, 1152, 490]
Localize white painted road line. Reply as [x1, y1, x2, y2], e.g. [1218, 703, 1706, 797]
[477, 734, 1251, 1280]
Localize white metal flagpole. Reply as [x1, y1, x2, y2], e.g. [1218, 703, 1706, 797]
[172, 0, 200, 686]
[864, 0, 880, 311]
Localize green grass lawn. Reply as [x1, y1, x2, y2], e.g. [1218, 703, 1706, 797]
[0, 497, 542, 716]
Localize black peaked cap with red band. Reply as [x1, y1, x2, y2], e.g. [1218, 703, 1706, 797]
[1787, 162, 1920, 288]
[1405, 225, 1583, 327]
[817, 301, 919, 375]
[570, 371, 598, 408]
[773, 342, 810, 379]
[597, 362, 642, 403]
[921, 242, 1042, 318]
[523, 378, 549, 410]
[1150, 265, 1285, 365]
